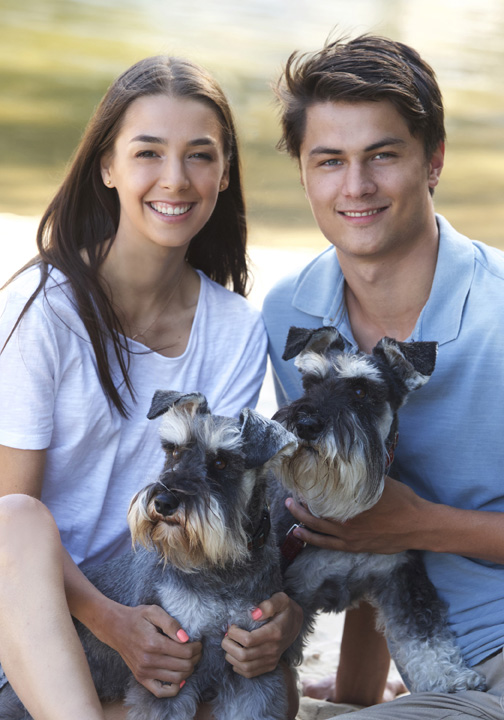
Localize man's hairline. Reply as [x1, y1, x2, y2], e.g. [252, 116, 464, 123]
[290, 97, 433, 163]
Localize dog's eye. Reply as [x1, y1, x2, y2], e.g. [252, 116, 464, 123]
[354, 386, 366, 399]
[214, 457, 227, 470]
[172, 448, 182, 460]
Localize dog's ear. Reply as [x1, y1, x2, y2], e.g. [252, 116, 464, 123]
[239, 408, 297, 469]
[373, 338, 438, 392]
[282, 326, 345, 361]
[147, 390, 209, 420]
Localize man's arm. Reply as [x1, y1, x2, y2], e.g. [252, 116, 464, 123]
[334, 603, 390, 706]
[285, 476, 504, 563]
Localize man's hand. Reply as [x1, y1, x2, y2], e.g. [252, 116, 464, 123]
[103, 602, 202, 698]
[286, 477, 430, 554]
[222, 592, 303, 678]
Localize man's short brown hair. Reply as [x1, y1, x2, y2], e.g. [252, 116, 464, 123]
[275, 34, 446, 160]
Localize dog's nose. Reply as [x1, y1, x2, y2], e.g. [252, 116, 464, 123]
[296, 416, 323, 441]
[154, 491, 180, 517]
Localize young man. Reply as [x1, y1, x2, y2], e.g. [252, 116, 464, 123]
[263, 35, 504, 719]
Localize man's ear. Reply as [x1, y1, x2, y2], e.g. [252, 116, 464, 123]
[428, 141, 445, 190]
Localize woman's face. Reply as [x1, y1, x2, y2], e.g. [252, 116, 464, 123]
[101, 94, 230, 253]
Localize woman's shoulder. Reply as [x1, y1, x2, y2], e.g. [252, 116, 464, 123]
[3, 263, 68, 299]
[198, 270, 262, 322]
[1, 263, 80, 332]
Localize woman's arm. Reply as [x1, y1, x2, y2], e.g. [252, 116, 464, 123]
[64, 553, 202, 696]
[0, 444, 202, 700]
[222, 592, 303, 678]
[0, 447, 106, 720]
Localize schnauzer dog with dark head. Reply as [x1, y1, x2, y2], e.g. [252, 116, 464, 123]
[0, 391, 297, 720]
[270, 326, 485, 694]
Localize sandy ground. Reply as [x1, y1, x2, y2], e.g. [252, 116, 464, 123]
[0, 214, 401, 719]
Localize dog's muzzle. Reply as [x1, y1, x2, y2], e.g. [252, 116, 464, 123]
[294, 415, 324, 442]
[154, 489, 181, 517]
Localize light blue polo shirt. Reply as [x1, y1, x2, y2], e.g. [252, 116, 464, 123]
[263, 215, 504, 667]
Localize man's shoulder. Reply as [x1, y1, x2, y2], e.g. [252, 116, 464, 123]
[472, 241, 504, 281]
[263, 245, 338, 313]
[438, 215, 504, 280]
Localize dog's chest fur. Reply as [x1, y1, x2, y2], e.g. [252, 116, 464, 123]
[154, 565, 276, 640]
[284, 546, 409, 612]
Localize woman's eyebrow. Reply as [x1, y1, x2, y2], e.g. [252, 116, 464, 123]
[129, 135, 217, 146]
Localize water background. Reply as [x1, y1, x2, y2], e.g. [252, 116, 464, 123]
[1, 0, 503, 249]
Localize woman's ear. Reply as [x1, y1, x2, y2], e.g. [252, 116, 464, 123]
[100, 153, 114, 188]
[219, 162, 230, 192]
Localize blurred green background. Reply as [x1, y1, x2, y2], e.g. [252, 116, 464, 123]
[1, 0, 503, 250]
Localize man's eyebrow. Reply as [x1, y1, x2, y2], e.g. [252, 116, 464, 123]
[130, 134, 217, 146]
[364, 137, 406, 152]
[309, 137, 406, 156]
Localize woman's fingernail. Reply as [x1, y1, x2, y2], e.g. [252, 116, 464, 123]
[285, 498, 293, 509]
[180, 680, 186, 689]
[251, 607, 263, 621]
[177, 629, 189, 643]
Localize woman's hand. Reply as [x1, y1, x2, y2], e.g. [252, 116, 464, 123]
[222, 592, 303, 678]
[285, 476, 431, 555]
[98, 601, 202, 698]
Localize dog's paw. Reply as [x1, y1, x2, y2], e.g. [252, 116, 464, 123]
[421, 667, 487, 694]
[444, 667, 487, 694]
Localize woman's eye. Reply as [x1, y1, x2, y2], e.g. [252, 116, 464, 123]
[189, 152, 212, 161]
[136, 150, 158, 158]
[214, 457, 227, 470]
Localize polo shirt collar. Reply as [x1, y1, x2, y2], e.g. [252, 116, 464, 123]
[292, 246, 345, 321]
[412, 215, 474, 345]
[290, 214, 474, 347]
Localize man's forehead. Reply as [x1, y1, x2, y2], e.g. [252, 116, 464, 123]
[300, 99, 414, 154]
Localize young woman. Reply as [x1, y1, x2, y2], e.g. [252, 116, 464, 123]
[0, 56, 301, 720]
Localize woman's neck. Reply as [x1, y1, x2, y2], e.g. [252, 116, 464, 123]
[99, 241, 200, 355]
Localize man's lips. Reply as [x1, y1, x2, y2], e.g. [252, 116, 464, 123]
[339, 207, 387, 218]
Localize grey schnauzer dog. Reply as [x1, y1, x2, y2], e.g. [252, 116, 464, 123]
[0, 391, 298, 720]
[269, 326, 485, 694]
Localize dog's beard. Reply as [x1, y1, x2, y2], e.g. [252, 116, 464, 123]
[278, 439, 385, 522]
[127, 487, 249, 572]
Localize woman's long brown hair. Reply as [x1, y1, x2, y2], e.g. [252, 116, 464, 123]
[2, 57, 249, 417]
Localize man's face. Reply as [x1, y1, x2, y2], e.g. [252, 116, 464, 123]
[298, 100, 444, 264]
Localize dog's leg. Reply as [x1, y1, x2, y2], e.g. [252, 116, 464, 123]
[0, 684, 30, 720]
[211, 667, 289, 720]
[372, 552, 486, 693]
[124, 678, 200, 720]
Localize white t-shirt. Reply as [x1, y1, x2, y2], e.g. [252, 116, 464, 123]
[0, 265, 267, 567]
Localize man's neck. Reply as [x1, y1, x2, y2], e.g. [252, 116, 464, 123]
[341, 226, 440, 353]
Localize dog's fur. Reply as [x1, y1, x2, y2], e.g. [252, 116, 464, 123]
[269, 326, 485, 694]
[0, 392, 297, 720]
